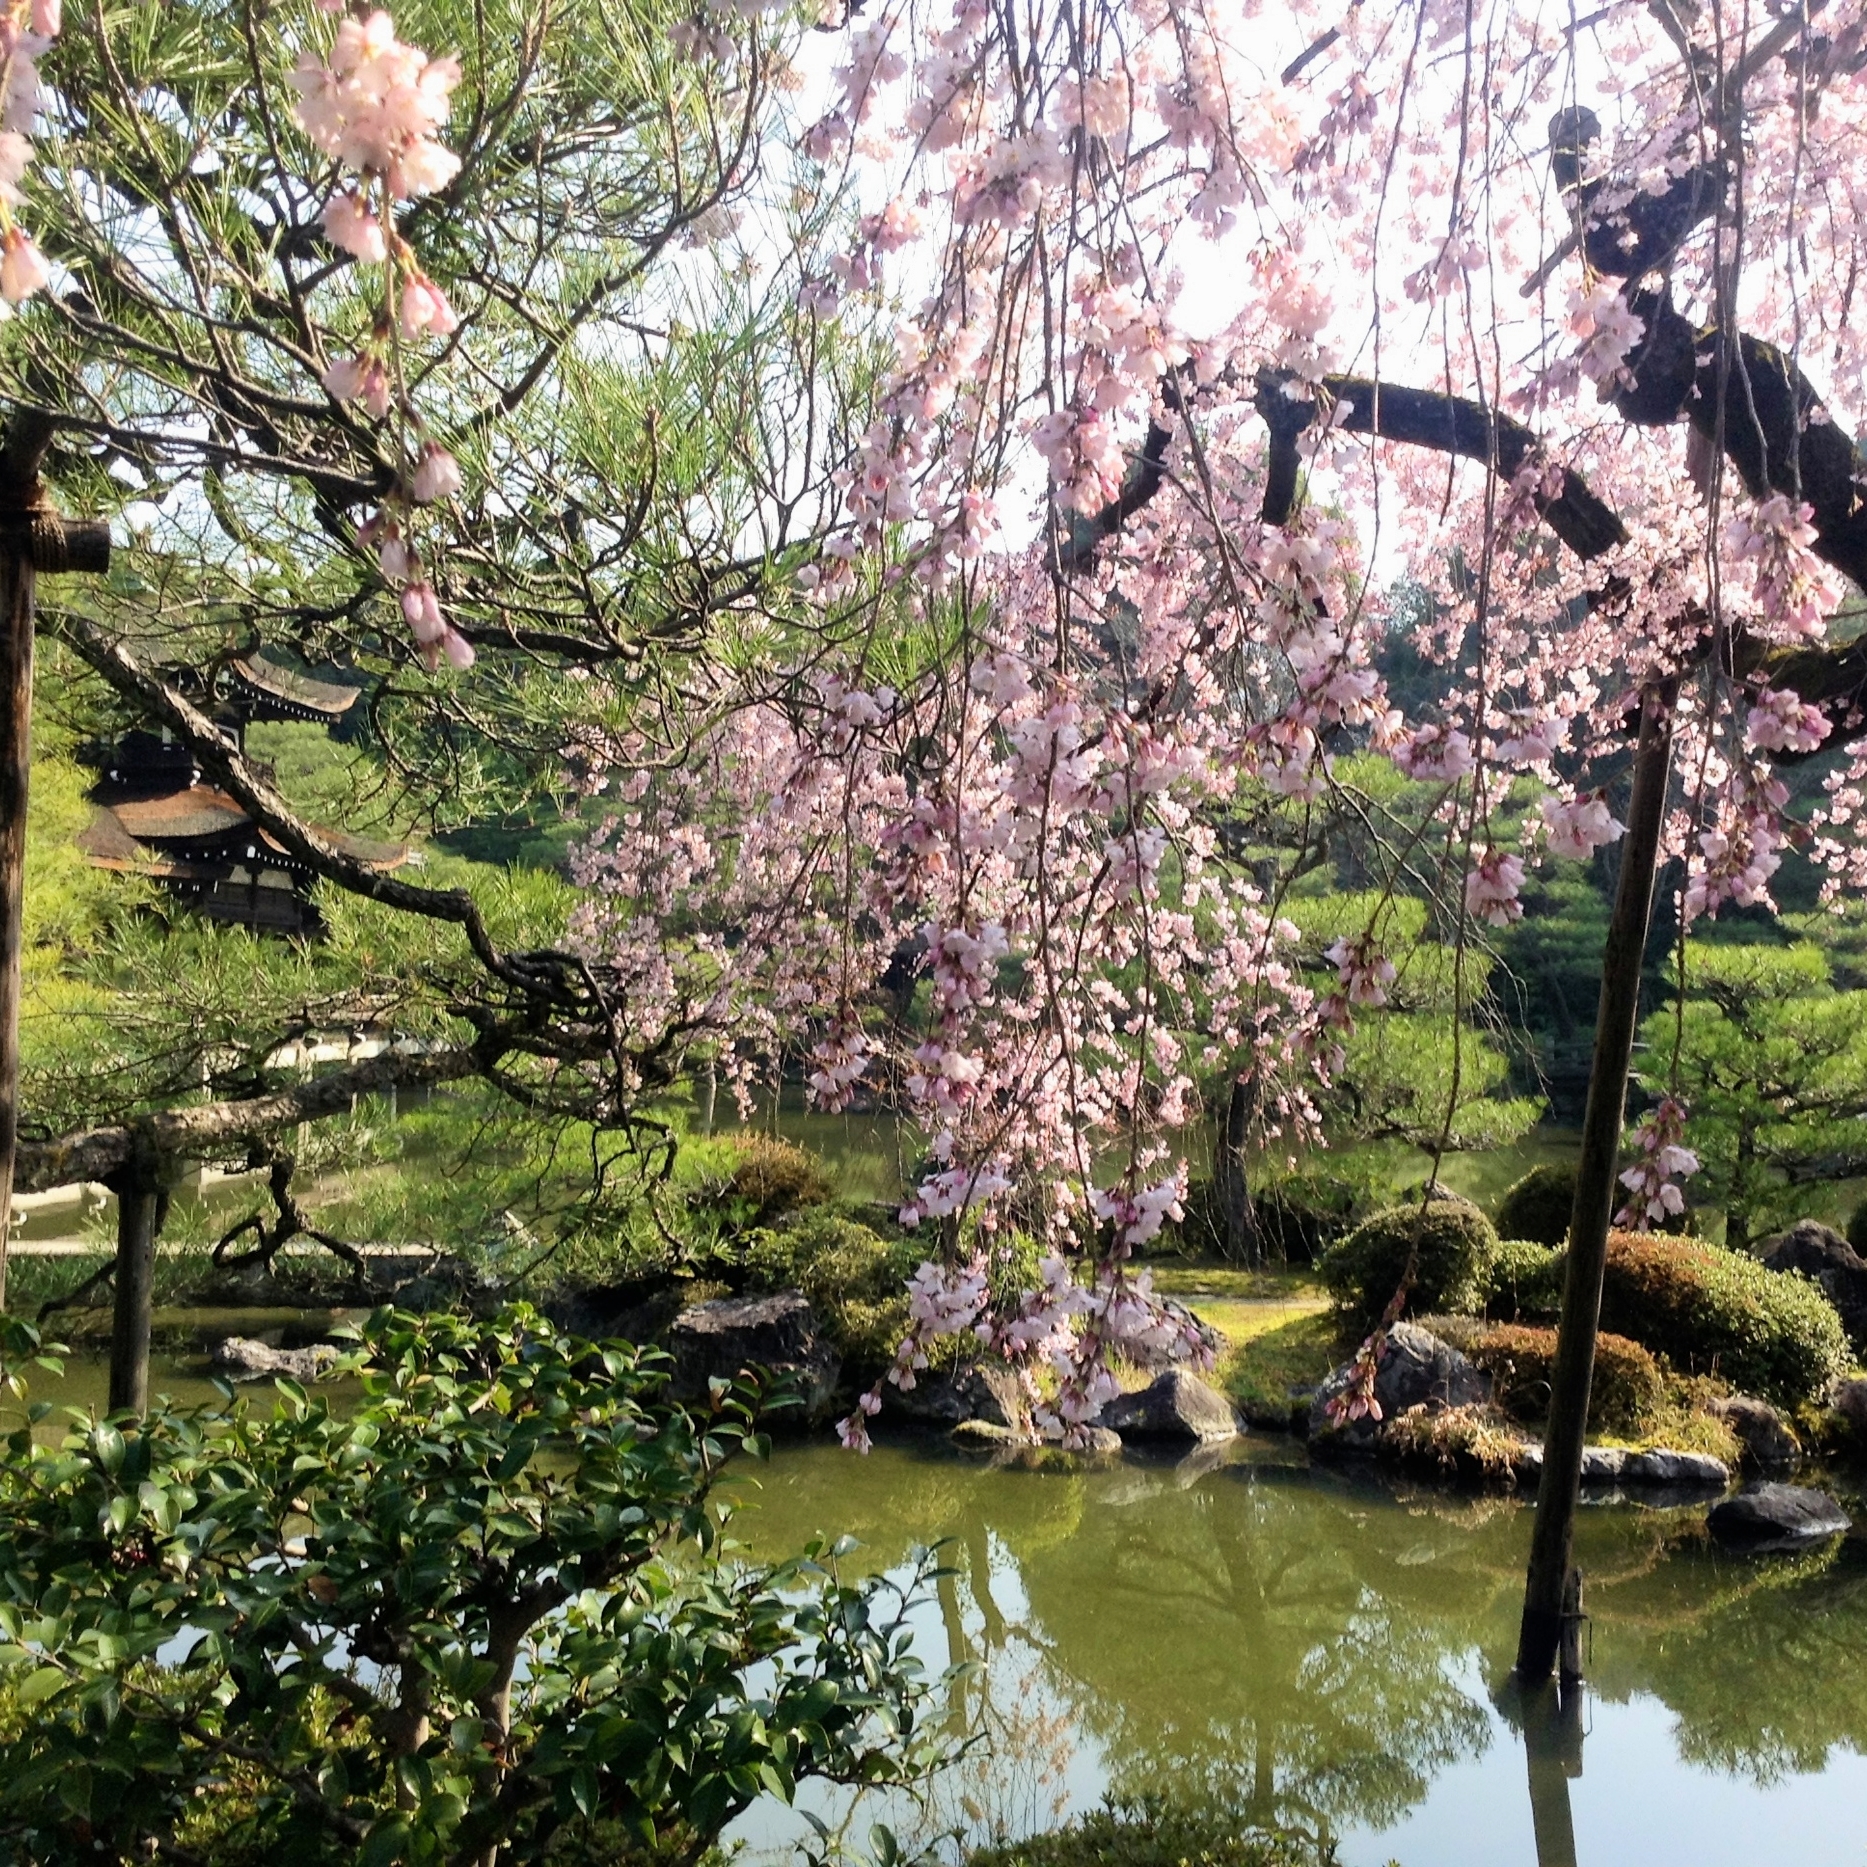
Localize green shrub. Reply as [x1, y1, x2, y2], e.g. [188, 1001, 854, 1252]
[1483, 1238, 1565, 1321]
[1599, 1230, 1849, 1406]
[0, 1308, 941, 1864]
[1467, 1322, 1664, 1434]
[742, 1208, 915, 1370]
[1318, 1197, 1499, 1326]
[967, 1798, 1323, 1867]
[710, 1135, 833, 1228]
[1495, 1163, 1577, 1249]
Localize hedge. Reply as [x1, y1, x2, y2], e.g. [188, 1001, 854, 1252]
[1466, 1322, 1665, 1434]
[1318, 1197, 1498, 1327]
[1494, 1163, 1577, 1249]
[1482, 1238, 1565, 1322]
[1598, 1230, 1848, 1407]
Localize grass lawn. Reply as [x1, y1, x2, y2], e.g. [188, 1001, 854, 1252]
[1149, 1260, 1346, 1425]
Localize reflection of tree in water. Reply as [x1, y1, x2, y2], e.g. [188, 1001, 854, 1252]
[731, 1443, 1867, 1852]
[1586, 1534, 1867, 1785]
[1010, 1461, 1496, 1840]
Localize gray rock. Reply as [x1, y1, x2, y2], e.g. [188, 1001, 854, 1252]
[1622, 1448, 1730, 1486]
[1076, 1425, 1124, 1455]
[1308, 1322, 1491, 1446]
[1122, 1299, 1226, 1372]
[1102, 1368, 1240, 1442]
[1709, 1481, 1852, 1550]
[1830, 1375, 1867, 1435]
[951, 1418, 1035, 1448]
[665, 1290, 840, 1423]
[889, 1361, 1029, 1433]
[1758, 1220, 1867, 1353]
[1579, 1446, 1626, 1482]
[211, 1336, 339, 1383]
[1705, 1394, 1801, 1472]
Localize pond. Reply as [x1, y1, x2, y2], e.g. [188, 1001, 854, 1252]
[720, 1435, 1867, 1867]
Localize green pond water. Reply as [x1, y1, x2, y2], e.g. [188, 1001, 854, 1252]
[16, 1346, 1867, 1867]
[718, 1436, 1867, 1867]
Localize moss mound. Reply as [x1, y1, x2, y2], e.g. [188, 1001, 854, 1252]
[712, 1136, 833, 1228]
[1467, 1322, 1664, 1435]
[741, 1208, 914, 1371]
[1482, 1238, 1565, 1321]
[968, 1801, 1322, 1867]
[1599, 1230, 1848, 1407]
[1494, 1163, 1576, 1249]
[1318, 1197, 1498, 1327]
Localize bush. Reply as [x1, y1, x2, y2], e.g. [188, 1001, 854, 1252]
[711, 1135, 833, 1227]
[1599, 1230, 1849, 1406]
[1318, 1197, 1499, 1327]
[1483, 1238, 1565, 1321]
[1466, 1322, 1665, 1434]
[0, 1309, 941, 1864]
[967, 1798, 1323, 1867]
[1495, 1163, 1577, 1249]
[741, 1208, 916, 1370]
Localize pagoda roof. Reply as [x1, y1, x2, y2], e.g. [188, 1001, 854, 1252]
[229, 652, 363, 718]
[80, 788, 410, 873]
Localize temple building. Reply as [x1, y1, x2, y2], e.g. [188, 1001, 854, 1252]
[78, 651, 408, 936]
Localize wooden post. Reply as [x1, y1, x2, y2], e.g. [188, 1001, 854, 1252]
[1516, 681, 1675, 1683]
[0, 407, 111, 1311]
[107, 1142, 164, 1417]
[1521, 1675, 1584, 1867]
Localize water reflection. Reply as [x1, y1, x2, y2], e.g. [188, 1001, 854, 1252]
[726, 1438, 1867, 1866]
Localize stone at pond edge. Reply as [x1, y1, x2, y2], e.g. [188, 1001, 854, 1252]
[1830, 1375, 1867, 1438]
[951, 1418, 1036, 1448]
[1122, 1299, 1226, 1373]
[211, 1336, 339, 1383]
[1758, 1220, 1867, 1354]
[1622, 1448, 1730, 1486]
[889, 1361, 1030, 1433]
[665, 1290, 840, 1424]
[1708, 1481, 1851, 1550]
[1705, 1394, 1800, 1472]
[1512, 1443, 1730, 1487]
[1101, 1368, 1240, 1442]
[1308, 1322, 1490, 1449]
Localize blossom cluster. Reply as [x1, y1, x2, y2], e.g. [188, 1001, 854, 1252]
[292, 7, 471, 673]
[1616, 1096, 1699, 1227]
[0, 0, 58, 303]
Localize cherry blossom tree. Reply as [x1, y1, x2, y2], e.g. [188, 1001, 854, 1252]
[571, 0, 1867, 1679]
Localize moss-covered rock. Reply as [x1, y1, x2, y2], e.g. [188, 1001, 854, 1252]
[1318, 1197, 1498, 1326]
[1494, 1162, 1577, 1249]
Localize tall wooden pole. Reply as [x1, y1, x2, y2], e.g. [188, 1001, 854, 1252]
[0, 407, 111, 1311]
[1515, 681, 1675, 1683]
[107, 1143, 163, 1417]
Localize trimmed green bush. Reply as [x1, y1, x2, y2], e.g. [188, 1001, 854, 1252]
[1599, 1230, 1849, 1407]
[1467, 1322, 1664, 1434]
[712, 1135, 833, 1227]
[968, 1800, 1322, 1867]
[1171, 1172, 1362, 1264]
[1495, 1163, 1576, 1249]
[742, 1208, 915, 1370]
[1483, 1238, 1564, 1321]
[1319, 1197, 1499, 1326]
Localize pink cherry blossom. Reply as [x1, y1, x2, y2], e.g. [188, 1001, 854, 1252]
[411, 442, 463, 503]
